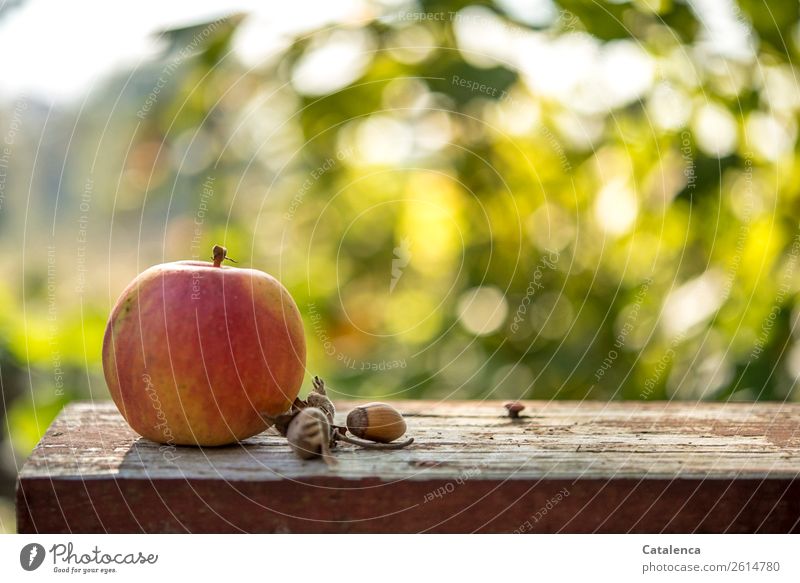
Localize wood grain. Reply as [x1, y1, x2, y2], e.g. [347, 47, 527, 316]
[16, 401, 800, 533]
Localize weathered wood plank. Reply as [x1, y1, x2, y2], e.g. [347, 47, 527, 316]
[16, 401, 800, 533]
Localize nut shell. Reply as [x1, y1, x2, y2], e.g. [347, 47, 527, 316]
[346, 402, 407, 443]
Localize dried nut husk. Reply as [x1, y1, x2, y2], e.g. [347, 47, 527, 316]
[286, 407, 335, 465]
[346, 402, 407, 443]
[307, 376, 335, 424]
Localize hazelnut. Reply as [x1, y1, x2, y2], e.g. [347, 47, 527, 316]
[346, 402, 407, 443]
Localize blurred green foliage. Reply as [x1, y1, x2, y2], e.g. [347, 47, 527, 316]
[2, 2, 800, 524]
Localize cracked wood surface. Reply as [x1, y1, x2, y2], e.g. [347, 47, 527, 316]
[16, 401, 800, 533]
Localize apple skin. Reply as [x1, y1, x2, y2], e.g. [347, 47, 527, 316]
[102, 260, 306, 446]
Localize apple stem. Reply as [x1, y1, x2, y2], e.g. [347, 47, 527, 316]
[212, 244, 237, 267]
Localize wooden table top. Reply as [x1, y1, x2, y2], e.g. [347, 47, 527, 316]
[16, 400, 800, 533]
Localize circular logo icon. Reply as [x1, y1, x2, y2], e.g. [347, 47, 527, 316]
[20, 543, 46, 571]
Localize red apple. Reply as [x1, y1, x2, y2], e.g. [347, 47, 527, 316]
[102, 246, 306, 446]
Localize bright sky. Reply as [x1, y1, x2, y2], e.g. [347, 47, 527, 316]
[0, 0, 372, 102]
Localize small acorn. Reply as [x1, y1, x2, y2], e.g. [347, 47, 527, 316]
[346, 402, 407, 443]
[504, 401, 525, 419]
